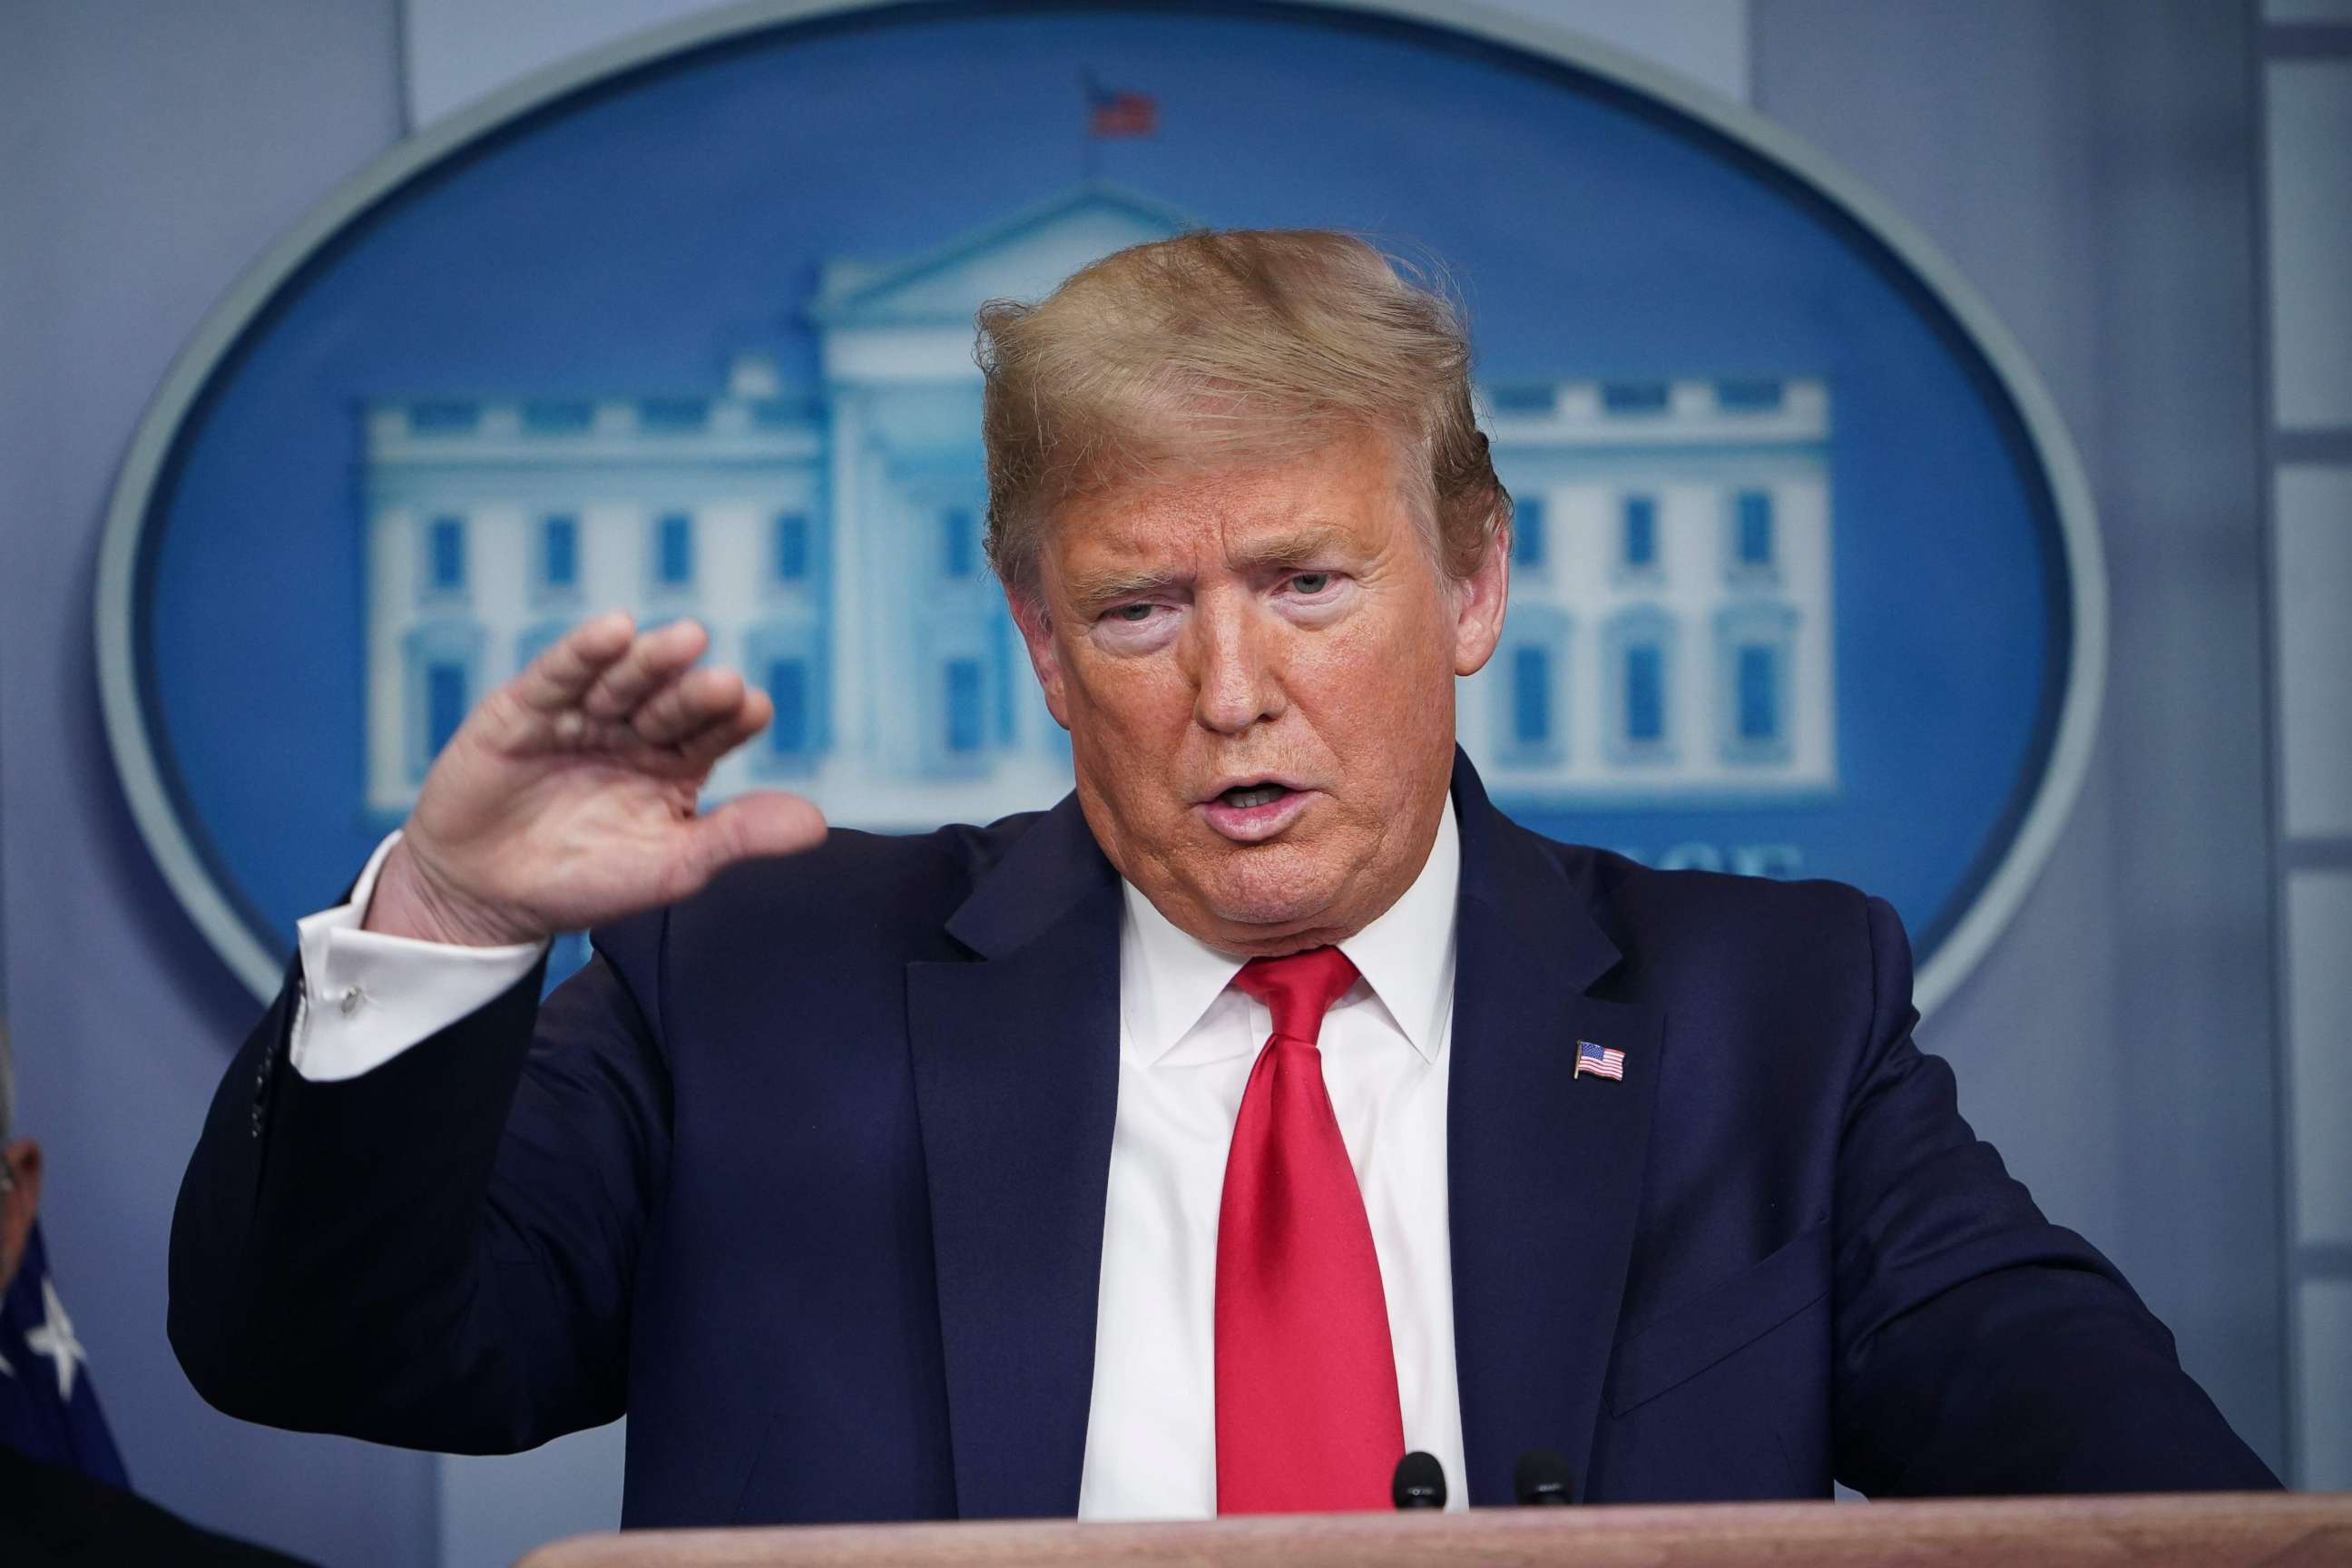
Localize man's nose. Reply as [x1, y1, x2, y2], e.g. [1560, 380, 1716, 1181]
[1190, 598, 1285, 735]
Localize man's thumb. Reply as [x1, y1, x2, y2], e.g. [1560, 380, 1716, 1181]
[688, 791, 828, 877]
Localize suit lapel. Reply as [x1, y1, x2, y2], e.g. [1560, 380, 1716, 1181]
[1446, 757, 1664, 1504]
[906, 795, 1122, 1520]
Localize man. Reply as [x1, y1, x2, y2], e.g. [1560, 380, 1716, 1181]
[170, 230, 2274, 1525]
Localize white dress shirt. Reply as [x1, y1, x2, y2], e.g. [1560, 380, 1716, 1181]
[286, 801, 1466, 1518]
[1082, 797, 1465, 1517]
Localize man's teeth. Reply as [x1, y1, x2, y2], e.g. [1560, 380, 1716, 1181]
[1222, 784, 1287, 808]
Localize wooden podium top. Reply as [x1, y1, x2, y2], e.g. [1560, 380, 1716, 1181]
[518, 1493, 2352, 1567]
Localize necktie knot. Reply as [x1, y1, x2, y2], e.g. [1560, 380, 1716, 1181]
[1233, 946, 1358, 1046]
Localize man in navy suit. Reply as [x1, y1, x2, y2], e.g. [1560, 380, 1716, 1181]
[170, 230, 2275, 1525]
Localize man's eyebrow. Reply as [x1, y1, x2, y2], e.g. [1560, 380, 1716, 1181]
[1064, 566, 1185, 610]
[1230, 524, 1352, 572]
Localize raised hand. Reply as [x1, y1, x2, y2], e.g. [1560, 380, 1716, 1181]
[364, 612, 827, 947]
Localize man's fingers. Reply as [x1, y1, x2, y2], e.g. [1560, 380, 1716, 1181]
[634, 663, 747, 747]
[583, 620, 709, 720]
[686, 790, 828, 881]
[515, 612, 634, 713]
[678, 687, 774, 770]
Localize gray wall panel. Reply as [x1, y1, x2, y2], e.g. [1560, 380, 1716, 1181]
[1753, 0, 2288, 1472]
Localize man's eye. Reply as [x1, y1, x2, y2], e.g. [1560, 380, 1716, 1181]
[1288, 573, 1333, 594]
[1112, 603, 1156, 622]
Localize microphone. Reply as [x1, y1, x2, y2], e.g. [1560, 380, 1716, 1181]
[1513, 1446, 1577, 1505]
[1390, 1450, 1446, 1510]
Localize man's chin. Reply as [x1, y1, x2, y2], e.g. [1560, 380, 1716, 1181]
[1193, 866, 1352, 944]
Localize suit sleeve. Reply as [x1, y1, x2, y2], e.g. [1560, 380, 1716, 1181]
[168, 916, 671, 1455]
[1828, 895, 2278, 1496]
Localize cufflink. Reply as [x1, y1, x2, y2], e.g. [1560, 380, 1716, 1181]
[338, 984, 367, 1018]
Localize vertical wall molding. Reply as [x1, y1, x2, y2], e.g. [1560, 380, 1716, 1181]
[2256, 0, 2352, 1491]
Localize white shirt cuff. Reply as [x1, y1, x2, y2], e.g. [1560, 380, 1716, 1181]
[289, 830, 549, 1083]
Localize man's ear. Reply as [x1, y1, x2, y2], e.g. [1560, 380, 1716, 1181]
[1452, 511, 1512, 677]
[1007, 586, 1073, 730]
[0, 1139, 42, 1297]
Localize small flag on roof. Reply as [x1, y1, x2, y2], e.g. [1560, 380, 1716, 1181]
[1575, 1040, 1626, 1082]
[1085, 76, 1158, 139]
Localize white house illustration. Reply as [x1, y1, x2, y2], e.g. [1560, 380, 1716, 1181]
[1467, 376, 1836, 804]
[361, 182, 1835, 828]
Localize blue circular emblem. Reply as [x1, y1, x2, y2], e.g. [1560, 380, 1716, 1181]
[97, 0, 2102, 1013]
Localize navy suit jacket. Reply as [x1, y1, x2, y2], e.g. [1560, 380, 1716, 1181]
[170, 754, 2275, 1525]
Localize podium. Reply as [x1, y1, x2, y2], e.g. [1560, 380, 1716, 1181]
[518, 1493, 2352, 1566]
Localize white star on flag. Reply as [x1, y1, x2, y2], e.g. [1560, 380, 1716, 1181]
[24, 1274, 88, 1403]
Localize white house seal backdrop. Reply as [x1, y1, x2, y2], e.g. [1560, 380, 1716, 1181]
[96, 0, 2101, 1010]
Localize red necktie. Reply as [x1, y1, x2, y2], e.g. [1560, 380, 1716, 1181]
[1214, 946, 1405, 1514]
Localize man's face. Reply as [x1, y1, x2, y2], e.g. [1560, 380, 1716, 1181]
[1013, 430, 1509, 956]
[0, 1139, 40, 1298]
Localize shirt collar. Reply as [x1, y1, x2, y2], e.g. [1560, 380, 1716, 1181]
[1117, 794, 1460, 1065]
[1336, 792, 1458, 1063]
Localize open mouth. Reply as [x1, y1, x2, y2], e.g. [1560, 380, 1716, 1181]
[1217, 782, 1292, 809]
[1199, 779, 1312, 842]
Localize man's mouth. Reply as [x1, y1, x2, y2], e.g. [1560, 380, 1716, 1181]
[1199, 779, 1314, 842]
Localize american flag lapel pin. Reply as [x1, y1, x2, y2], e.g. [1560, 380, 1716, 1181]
[1575, 1040, 1626, 1082]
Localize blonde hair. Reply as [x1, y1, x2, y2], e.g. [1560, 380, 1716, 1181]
[975, 229, 1510, 603]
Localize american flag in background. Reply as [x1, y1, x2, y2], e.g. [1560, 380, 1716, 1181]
[1575, 1040, 1626, 1082]
[1085, 75, 1158, 138]
[0, 1225, 129, 1485]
